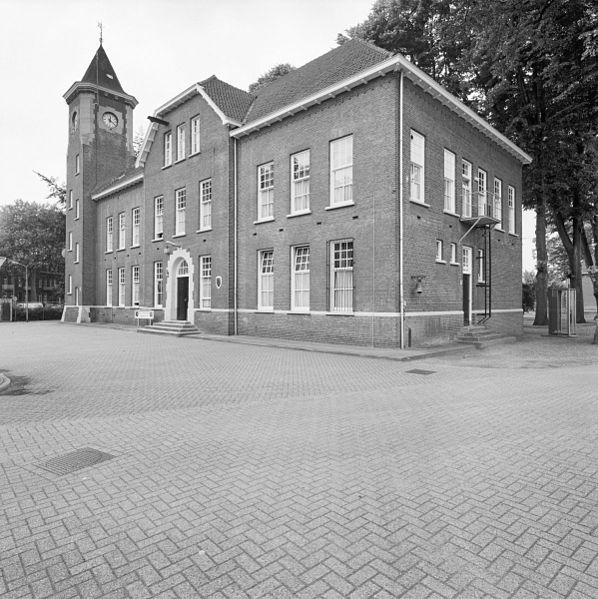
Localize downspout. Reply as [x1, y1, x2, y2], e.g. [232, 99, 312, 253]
[233, 136, 238, 335]
[399, 70, 405, 349]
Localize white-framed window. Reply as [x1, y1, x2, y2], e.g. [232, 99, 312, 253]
[258, 162, 274, 220]
[462, 160, 472, 217]
[154, 196, 164, 240]
[477, 249, 485, 283]
[164, 132, 172, 167]
[291, 150, 310, 213]
[118, 212, 126, 250]
[75, 287, 80, 306]
[67, 274, 72, 295]
[200, 255, 212, 309]
[106, 216, 113, 252]
[68, 231, 73, 251]
[477, 168, 487, 216]
[74, 242, 79, 263]
[508, 186, 516, 234]
[132, 207, 140, 246]
[132, 265, 140, 306]
[69, 190, 73, 209]
[330, 135, 353, 206]
[191, 115, 200, 155]
[291, 246, 310, 311]
[493, 178, 502, 228]
[154, 261, 163, 307]
[106, 269, 112, 306]
[436, 239, 444, 262]
[176, 124, 186, 161]
[175, 188, 186, 235]
[450, 242, 458, 264]
[331, 240, 354, 313]
[410, 130, 425, 203]
[199, 179, 212, 230]
[75, 154, 80, 174]
[118, 267, 126, 307]
[75, 199, 80, 220]
[443, 149, 456, 213]
[258, 250, 274, 310]
[462, 246, 472, 274]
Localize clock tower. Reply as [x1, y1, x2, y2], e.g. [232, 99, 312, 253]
[63, 44, 138, 307]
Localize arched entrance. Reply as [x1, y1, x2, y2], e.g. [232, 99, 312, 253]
[165, 249, 195, 322]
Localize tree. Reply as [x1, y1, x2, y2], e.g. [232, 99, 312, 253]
[0, 201, 65, 302]
[133, 125, 146, 158]
[34, 171, 66, 207]
[248, 63, 296, 93]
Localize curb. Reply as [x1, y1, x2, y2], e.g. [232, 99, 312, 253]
[0, 373, 11, 393]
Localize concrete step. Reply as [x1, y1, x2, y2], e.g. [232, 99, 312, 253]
[138, 320, 199, 337]
[455, 325, 518, 348]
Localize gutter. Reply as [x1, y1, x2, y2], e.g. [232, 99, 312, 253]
[399, 71, 405, 349]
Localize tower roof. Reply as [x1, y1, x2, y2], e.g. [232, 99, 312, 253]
[80, 44, 125, 94]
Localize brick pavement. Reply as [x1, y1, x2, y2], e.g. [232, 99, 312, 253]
[1, 322, 598, 598]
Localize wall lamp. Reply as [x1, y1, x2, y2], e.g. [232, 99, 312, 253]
[163, 240, 182, 255]
[411, 275, 426, 295]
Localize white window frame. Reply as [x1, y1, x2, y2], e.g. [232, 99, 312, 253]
[191, 115, 200, 155]
[477, 249, 485, 283]
[176, 124, 186, 161]
[164, 132, 172, 167]
[175, 188, 186, 236]
[118, 212, 126, 250]
[330, 240, 354, 313]
[291, 150, 310, 214]
[477, 168, 487, 216]
[75, 287, 80, 306]
[462, 160, 472, 217]
[118, 267, 126, 307]
[106, 216, 113, 252]
[132, 265, 140, 306]
[330, 135, 353, 207]
[154, 261, 163, 308]
[75, 199, 80, 220]
[410, 130, 425, 204]
[200, 255, 212, 309]
[75, 154, 80, 175]
[291, 246, 310, 312]
[450, 242, 458, 265]
[257, 163, 274, 221]
[154, 196, 164, 240]
[258, 250, 274, 311]
[132, 207, 140, 246]
[199, 179, 212, 231]
[74, 242, 79, 264]
[106, 269, 113, 306]
[443, 149, 456, 213]
[508, 186, 516, 234]
[67, 274, 72, 295]
[493, 178, 503, 229]
[68, 231, 73, 251]
[69, 190, 73, 209]
[436, 239, 444, 263]
[462, 246, 472, 274]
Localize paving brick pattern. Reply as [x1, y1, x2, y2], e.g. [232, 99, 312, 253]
[1, 322, 598, 598]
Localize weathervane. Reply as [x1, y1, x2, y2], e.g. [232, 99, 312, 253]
[98, 21, 103, 45]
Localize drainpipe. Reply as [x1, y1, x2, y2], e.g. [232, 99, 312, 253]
[399, 70, 405, 349]
[233, 136, 238, 335]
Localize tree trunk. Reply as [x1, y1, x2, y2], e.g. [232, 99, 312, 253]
[533, 197, 548, 325]
[30, 269, 37, 302]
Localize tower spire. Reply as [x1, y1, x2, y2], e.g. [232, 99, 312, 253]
[98, 22, 103, 46]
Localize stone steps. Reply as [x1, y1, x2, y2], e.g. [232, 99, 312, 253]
[138, 320, 199, 337]
[456, 325, 517, 348]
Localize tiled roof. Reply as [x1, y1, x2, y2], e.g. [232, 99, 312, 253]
[245, 38, 392, 123]
[81, 45, 126, 94]
[200, 76, 255, 124]
[92, 165, 144, 199]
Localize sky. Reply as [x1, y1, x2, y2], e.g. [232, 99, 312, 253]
[0, 0, 535, 271]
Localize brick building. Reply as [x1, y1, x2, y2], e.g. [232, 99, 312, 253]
[63, 40, 531, 347]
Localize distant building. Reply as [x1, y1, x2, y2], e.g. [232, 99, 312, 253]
[63, 39, 531, 346]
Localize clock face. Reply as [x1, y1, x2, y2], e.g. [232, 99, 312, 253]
[102, 112, 118, 129]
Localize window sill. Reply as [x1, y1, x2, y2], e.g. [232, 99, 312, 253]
[172, 233, 186, 238]
[410, 199, 430, 208]
[161, 164, 173, 170]
[509, 232, 519, 238]
[325, 202, 355, 211]
[255, 309, 274, 313]
[197, 227, 212, 233]
[130, 244, 140, 249]
[326, 311, 354, 316]
[189, 151, 201, 158]
[495, 226, 504, 232]
[74, 217, 79, 221]
[175, 157, 186, 164]
[287, 210, 312, 218]
[74, 261, 79, 264]
[152, 237, 164, 243]
[254, 217, 275, 225]
[105, 251, 113, 254]
[450, 261, 460, 267]
[435, 260, 447, 264]
[117, 248, 126, 252]
[443, 210, 460, 218]
[196, 308, 212, 312]
[287, 310, 310, 315]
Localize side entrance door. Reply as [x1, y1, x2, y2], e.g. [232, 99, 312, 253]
[176, 277, 189, 321]
[462, 246, 473, 326]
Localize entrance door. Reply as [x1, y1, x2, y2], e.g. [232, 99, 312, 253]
[176, 277, 189, 320]
[461, 246, 473, 325]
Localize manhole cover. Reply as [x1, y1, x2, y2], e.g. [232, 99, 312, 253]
[38, 447, 115, 475]
[406, 368, 436, 375]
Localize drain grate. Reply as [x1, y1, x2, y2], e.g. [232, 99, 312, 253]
[406, 368, 436, 375]
[38, 447, 115, 475]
